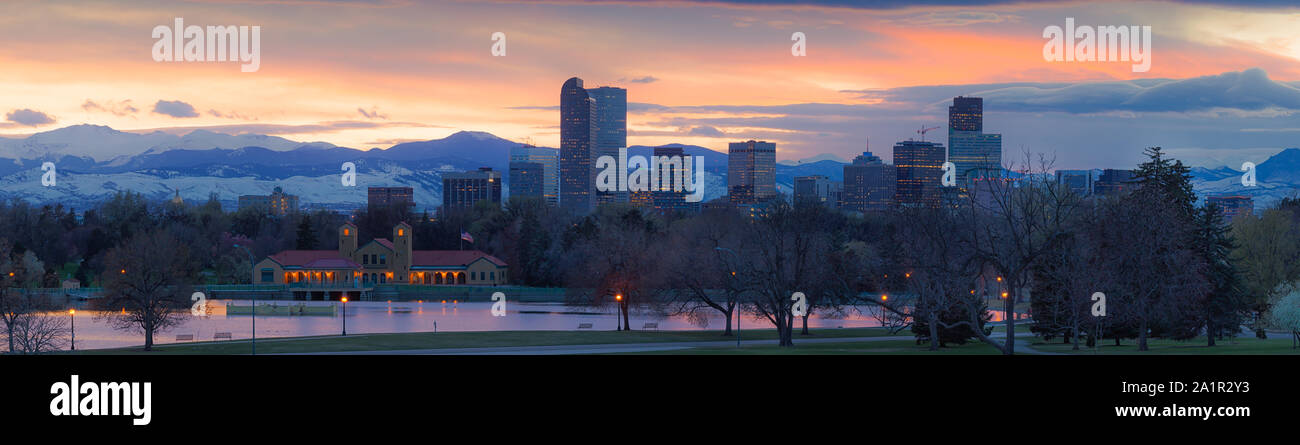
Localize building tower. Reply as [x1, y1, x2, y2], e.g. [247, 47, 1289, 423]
[339, 222, 358, 259]
[560, 77, 598, 213]
[392, 222, 413, 284]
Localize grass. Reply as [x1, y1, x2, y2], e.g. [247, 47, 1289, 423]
[1028, 335, 1300, 355]
[74, 326, 909, 355]
[625, 339, 1006, 355]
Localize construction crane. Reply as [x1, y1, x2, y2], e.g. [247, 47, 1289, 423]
[916, 125, 941, 142]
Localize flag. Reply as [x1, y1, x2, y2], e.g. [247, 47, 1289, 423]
[460, 232, 474, 243]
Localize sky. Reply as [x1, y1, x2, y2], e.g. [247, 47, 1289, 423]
[1, 0, 1299, 170]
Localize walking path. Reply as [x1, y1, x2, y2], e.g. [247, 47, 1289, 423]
[278, 332, 1042, 355]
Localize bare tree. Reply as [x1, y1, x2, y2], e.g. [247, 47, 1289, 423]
[96, 231, 198, 351]
[661, 209, 749, 335]
[739, 201, 833, 347]
[11, 313, 69, 354]
[1, 240, 48, 353]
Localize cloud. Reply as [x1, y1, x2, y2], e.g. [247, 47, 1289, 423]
[152, 100, 200, 118]
[4, 109, 56, 126]
[687, 125, 726, 137]
[128, 120, 448, 137]
[208, 109, 257, 120]
[619, 76, 659, 84]
[357, 106, 389, 120]
[82, 99, 139, 116]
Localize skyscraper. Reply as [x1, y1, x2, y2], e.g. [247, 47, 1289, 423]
[727, 140, 776, 204]
[442, 167, 502, 212]
[947, 96, 1002, 183]
[894, 140, 945, 208]
[560, 77, 597, 213]
[650, 146, 700, 214]
[508, 161, 546, 200]
[509, 145, 558, 205]
[842, 151, 896, 213]
[588, 86, 628, 205]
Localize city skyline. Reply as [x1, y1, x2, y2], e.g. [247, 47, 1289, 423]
[2, 1, 1300, 171]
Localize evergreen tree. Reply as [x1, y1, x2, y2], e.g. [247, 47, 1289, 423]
[1196, 203, 1248, 344]
[295, 215, 318, 250]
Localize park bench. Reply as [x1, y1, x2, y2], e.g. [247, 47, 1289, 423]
[577, 323, 593, 329]
[175, 334, 194, 341]
[213, 332, 233, 340]
[642, 322, 659, 331]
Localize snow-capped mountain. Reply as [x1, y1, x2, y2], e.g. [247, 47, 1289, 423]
[0, 124, 334, 162]
[1191, 148, 1300, 207]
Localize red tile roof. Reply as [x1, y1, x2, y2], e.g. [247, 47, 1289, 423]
[373, 238, 394, 250]
[268, 250, 347, 267]
[411, 250, 507, 267]
[302, 257, 362, 269]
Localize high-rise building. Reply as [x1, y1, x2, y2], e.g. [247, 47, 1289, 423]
[727, 140, 777, 204]
[949, 96, 982, 132]
[650, 146, 700, 214]
[508, 161, 546, 200]
[367, 186, 413, 209]
[238, 186, 299, 216]
[1207, 195, 1254, 223]
[442, 167, 502, 212]
[560, 77, 597, 213]
[894, 140, 946, 208]
[1095, 169, 1136, 196]
[842, 151, 896, 213]
[1055, 169, 1094, 196]
[793, 175, 841, 209]
[588, 86, 628, 205]
[509, 145, 558, 205]
[947, 96, 1001, 184]
[948, 131, 1002, 183]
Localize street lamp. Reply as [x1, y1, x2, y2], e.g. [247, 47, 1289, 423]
[233, 244, 256, 355]
[341, 296, 348, 336]
[614, 294, 622, 331]
[68, 308, 75, 351]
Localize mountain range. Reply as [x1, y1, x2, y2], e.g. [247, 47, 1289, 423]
[1, 124, 1296, 211]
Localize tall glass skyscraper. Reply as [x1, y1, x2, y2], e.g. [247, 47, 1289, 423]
[560, 77, 597, 213]
[947, 96, 1002, 183]
[894, 140, 945, 208]
[588, 86, 628, 204]
[727, 140, 776, 204]
[509, 145, 558, 206]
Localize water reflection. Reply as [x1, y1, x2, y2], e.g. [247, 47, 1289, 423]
[58, 299, 1013, 350]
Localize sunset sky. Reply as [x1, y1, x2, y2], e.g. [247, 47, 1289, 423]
[1, 0, 1299, 169]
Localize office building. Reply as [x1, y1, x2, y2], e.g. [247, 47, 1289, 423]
[509, 145, 558, 205]
[509, 161, 546, 200]
[1094, 169, 1136, 196]
[367, 186, 414, 209]
[650, 146, 700, 214]
[947, 96, 1002, 184]
[727, 140, 777, 204]
[1055, 169, 1094, 196]
[238, 186, 299, 216]
[793, 175, 841, 209]
[895, 140, 946, 208]
[1207, 195, 1254, 223]
[842, 151, 896, 213]
[442, 167, 502, 212]
[588, 86, 628, 205]
[560, 77, 597, 213]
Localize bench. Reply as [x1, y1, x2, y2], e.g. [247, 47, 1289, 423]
[213, 332, 233, 340]
[577, 323, 593, 329]
[642, 322, 659, 331]
[175, 334, 194, 341]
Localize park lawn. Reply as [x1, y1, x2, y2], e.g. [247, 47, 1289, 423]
[628, 339, 1006, 355]
[74, 326, 907, 355]
[1027, 336, 1300, 355]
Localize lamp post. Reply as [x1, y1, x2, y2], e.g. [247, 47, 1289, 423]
[233, 244, 256, 355]
[68, 308, 75, 351]
[341, 296, 348, 336]
[614, 294, 623, 331]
